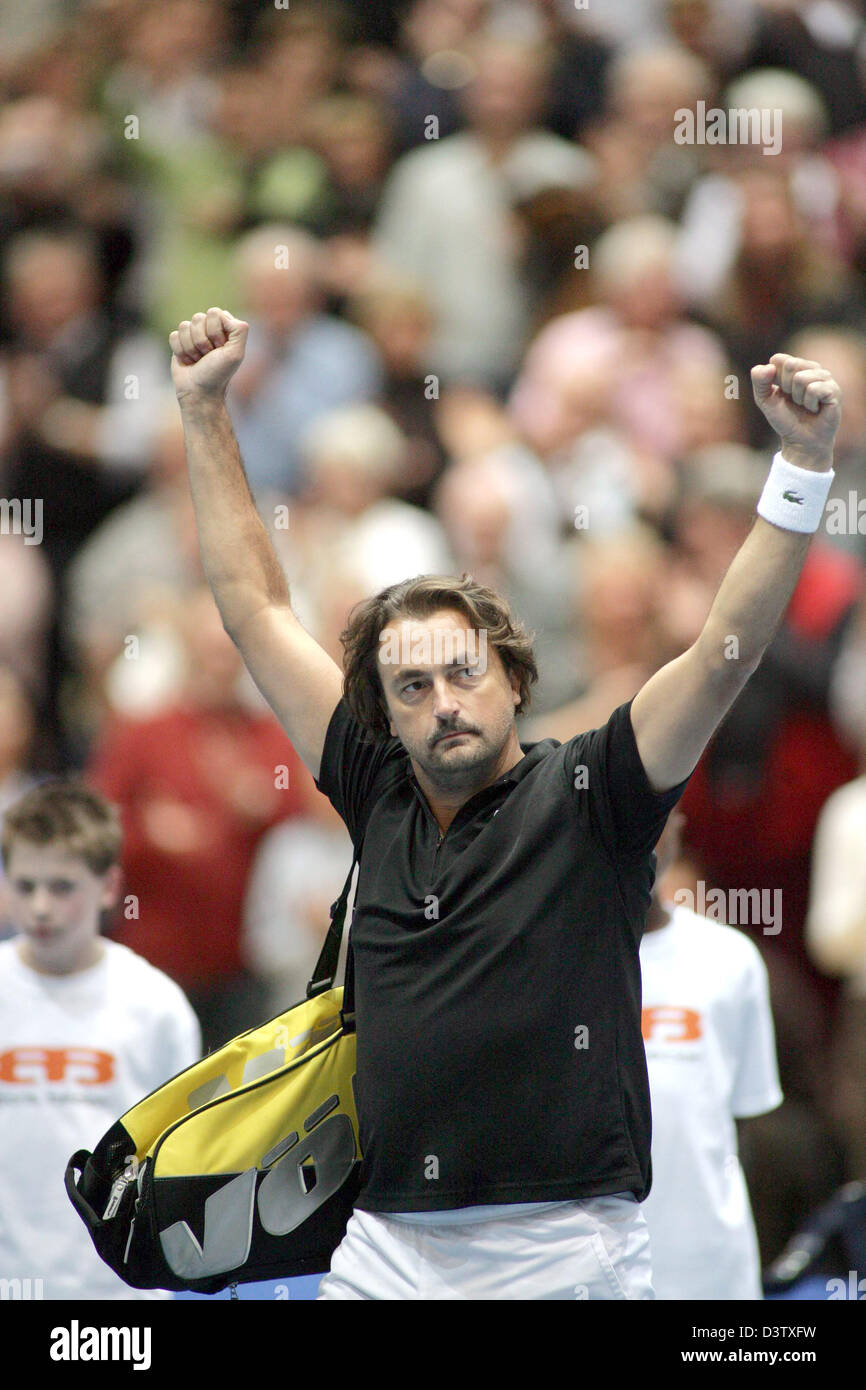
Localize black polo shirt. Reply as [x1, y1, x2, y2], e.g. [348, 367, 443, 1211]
[314, 696, 690, 1212]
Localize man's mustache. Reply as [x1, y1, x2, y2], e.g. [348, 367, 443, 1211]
[431, 725, 477, 746]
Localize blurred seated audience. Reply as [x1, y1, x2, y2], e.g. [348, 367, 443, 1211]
[807, 600, 866, 1179]
[87, 587, 311, 1051]
[433, 385, 578, 712]
[242, 783, 354, 1019]
[693, 166, 866, 445]
[667, 445, 864, 1017]
[349, 273, 448, 509]
[373, 29, 596, 390]
[228, 223, 383, 496]
[510, 215, 732, 505]
[290, 401, 455, 609]
[0, 666, 39, 938]
[582, 42, 713, 223]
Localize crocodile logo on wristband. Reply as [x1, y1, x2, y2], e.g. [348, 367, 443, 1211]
[782, 490, 805, 504]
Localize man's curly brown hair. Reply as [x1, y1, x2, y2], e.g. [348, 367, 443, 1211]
[339, 573, 538, 738]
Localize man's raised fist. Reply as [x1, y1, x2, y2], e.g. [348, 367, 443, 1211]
[751, 352, 841, 471]
[169, 308, 249, 402]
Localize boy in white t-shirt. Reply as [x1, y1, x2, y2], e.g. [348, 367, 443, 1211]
[0, 780, 201, 1299]
[640, 809, 783, 1300]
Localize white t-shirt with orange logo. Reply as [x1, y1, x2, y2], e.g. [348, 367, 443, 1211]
[0, 937, 201, 1299]
[639, 904, 783, 1300]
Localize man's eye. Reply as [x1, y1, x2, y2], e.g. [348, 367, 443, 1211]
[49, 881, 76, 895]
[458, 667, 481, 679]
[13, 881, 34, 895]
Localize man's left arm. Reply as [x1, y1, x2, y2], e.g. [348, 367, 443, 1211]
[631, 353, 841, 793]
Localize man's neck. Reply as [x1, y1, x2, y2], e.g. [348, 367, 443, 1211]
[413, 734, 525, 836]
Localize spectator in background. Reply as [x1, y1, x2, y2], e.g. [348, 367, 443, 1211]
[666, 444, 864, 1016]
[228, 223, 383, 496]
[3, 229, 168, 561]
[291, 401, 454, 607]
[305, 93, 394, 242]
[302, 93, 394, 310]
[663, 0, 759, 77]
[433, 385, 578, 712]
[510, 215, 732, 518]
[0, 516, 52, 715]
[373, 29, 595, 390]
[207, 59, 328, 233]
[88, 587, 310, 1051]
[344, 0, 485, 158]
[2, 227, 170, 763]
[744, 0, 866, 137]
[100, 0, 227, 152]
[582, 42, 713, 223]
[0, 94, 142, 321]
[64, 398, 205, 746]
[695, 165, 865, 445]
[807, 613, 866, 1180]
[350, 273, 449, 509]
[675, 70, 843, 313]
[257, 0, 348, 147]
[738, 938, 847, 1267]
[640, 807, 783, 1300]
[0, 780, 201, 1299]
[524, 521, 672, 739]
[0, 667, 38, 938]
[0, 669, 37, 822]
[529, 0, 614, 143]
[243, 781, 354, 1019]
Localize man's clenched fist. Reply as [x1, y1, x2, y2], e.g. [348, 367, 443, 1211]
[169, 308, 249, 402]
[751, 352, 841, 472]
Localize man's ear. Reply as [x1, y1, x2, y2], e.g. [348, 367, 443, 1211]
[510, 670, 521, 709]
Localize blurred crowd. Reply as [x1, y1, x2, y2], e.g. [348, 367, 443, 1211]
[2, 0, 866, 1267]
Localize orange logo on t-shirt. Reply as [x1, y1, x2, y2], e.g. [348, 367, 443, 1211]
[0, 1047, 115, 1084]
[641, 1006, 703, 1043]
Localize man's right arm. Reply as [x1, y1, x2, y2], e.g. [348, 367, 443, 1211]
[170, 307, 343, 781]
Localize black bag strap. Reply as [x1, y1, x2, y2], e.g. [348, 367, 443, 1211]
[306, 848, 359, 1002]
[306, 776, 399, 1022]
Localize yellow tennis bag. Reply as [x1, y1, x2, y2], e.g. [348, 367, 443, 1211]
[65, 854, 361, 1294]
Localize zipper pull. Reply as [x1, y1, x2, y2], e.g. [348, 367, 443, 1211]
[103, 1159, 139, 1220]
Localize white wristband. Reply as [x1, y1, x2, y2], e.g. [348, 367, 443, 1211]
[756, 451, 835, 533]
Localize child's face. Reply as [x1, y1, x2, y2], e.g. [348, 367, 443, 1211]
[4, 842, 118, 974]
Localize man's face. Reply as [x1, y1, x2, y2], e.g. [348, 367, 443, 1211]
[5, 843, 118, 974]
[378, 609, 520, 793]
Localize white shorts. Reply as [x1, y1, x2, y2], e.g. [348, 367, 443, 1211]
[316, 1193, 654, 1300]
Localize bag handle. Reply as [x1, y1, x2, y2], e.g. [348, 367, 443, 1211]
[64, 1150, 105, 1234]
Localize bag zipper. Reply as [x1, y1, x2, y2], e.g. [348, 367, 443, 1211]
[103, 1159, 139, 1220]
